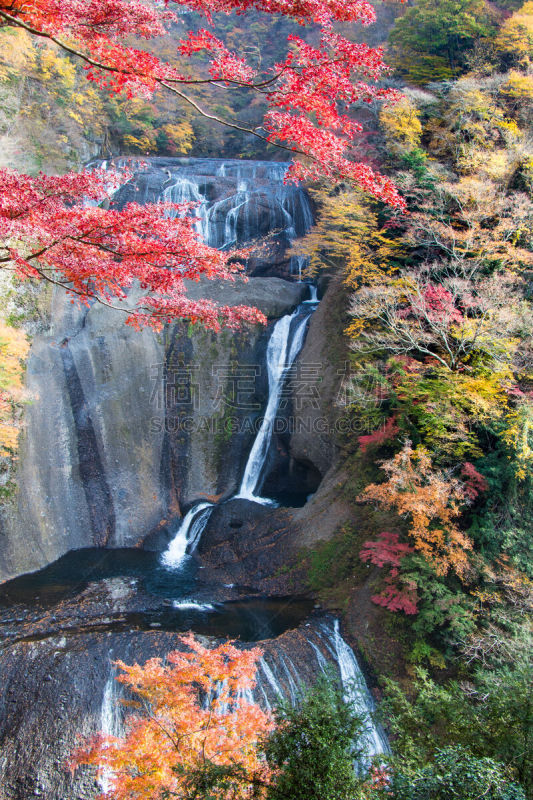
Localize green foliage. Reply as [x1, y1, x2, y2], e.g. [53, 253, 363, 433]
[264, 673, 365, 800]
[398, 149, 437, 189]
[389, 746, 526, 800]
[400, 555, 476, 645]
[389, 0, 496, 83]
[467, 444, 533, 576]
[387, 363, 510, 464]
[382, 617, 533, 795]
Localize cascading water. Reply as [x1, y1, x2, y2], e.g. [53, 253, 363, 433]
[99, 671, 124, 793]
[159, 156, 318, 564]
[237, 302, 317, 504]
[0, 156, 392, 800]
[318, 620, 389, 762]
[305, 284, 318, 303]
[161, 502, 214, 569]
[97, 161, 383, 765]
[250, 618, 389, 762]
[104, 158, 314, 261]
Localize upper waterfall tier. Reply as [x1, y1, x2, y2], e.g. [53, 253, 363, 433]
[91, 157, 314, 279]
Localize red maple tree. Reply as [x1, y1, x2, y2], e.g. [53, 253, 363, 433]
[0, 0, 405, 327]
[360, 531, 418, 614]
[358, 415, 400, 454]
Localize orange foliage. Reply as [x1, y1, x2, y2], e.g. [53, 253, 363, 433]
[358, 442, 472, 579]
[72, 634, 272, 800]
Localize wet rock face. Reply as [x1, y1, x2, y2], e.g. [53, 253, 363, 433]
[0, 289, 167, 582]
[197, 498, 301, 589]
[0, 156, 312, 584]
[0, 626, 192, 800]
[0, 270, 306, 584]
[0, 569, 352, 800]
[105, 157, 314, 280]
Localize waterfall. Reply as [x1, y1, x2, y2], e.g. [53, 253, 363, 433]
[290, 255, 308, 282]
[259, 657, 284, 702]
[318, 620, 389, 762]
[162, 178, 208, 240]
[99, 673, 123, 794]
[161, 502, 214, 569]
[248, 618, 389, 766]
[107, 158, 314, 253]
[305, 285, 318, 303]
[172, 600, 215, 611]
[237, 305, 314, 504]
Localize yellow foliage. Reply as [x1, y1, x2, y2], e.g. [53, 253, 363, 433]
[501, 70, 533, 101]
[0, 321, 29, 457]
[291, 187, 403, 286]
[0, 28, 35, 82]
[37, 45, 77, 90]
[427, 82, 506, 173]
[122, 133, 157, 152]
[502, 401, 533, 480]
[162, 121, 194, 153]
[494, 1, 533, 64]
[379, 96, 423, 153]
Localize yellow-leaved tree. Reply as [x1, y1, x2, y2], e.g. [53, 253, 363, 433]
[0, 320, 29, 457]
[289, 187, 404, 288]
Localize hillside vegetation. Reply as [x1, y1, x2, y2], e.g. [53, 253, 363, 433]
[296, 1, 533, 794]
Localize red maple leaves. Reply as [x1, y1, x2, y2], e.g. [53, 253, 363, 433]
[358, 415, 400, 454]
[461, 462, 489, 501]
[360, 532, 418, 615]
[0, 168, 265, 331]
[0, 0, 405, 326]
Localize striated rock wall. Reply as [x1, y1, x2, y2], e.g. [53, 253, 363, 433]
[0, 278, 306, 583]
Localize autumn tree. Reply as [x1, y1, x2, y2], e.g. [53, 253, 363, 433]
[72, 634, 272, 800]
[348, 264, 528, 373]
[358, 441, 473, 578]
[494, 1, 533, 70]
[289, 186, 404, 286]
[360, 531, 418, 614]
[0, 0, 406, 328]
[0, 320, 29, 457]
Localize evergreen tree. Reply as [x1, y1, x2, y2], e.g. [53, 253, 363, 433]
[264, 674, 366, 800]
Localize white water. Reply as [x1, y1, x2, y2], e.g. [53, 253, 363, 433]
[249, 620, 389, 764]
[259, 657, 284, 701]
[99, 673, 123, 794]
[172, 600, 215, 611]
[236, 306, 314, 504]
[278, 653, 301, 704]
[305, 285, 318, 303]
[161, 502, 214, 569]
[322, 621, 389, 762]
[290, 254, 307, 281]
[153, 159, 314, 250]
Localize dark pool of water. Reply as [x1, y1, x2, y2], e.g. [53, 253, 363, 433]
[0, 548, 314, 643]
[0, 547, 201, 606]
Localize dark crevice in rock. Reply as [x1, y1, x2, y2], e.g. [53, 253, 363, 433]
[59, 343, 115, 547]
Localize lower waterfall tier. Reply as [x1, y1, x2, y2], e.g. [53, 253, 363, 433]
[0, 553, 387, 800]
